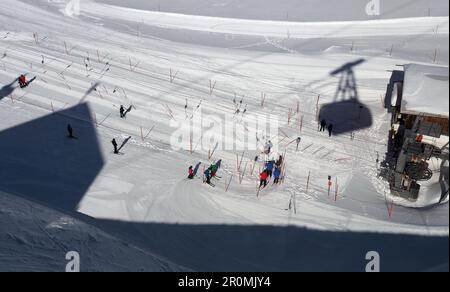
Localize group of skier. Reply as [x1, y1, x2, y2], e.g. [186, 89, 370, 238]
[186, 154, 284, 189]
[109, 105, 135, 153]
[203, 164, 217, 185]
[15, 72, 287, 192]
[67, 106, 133, 154]
[319, 119, 334, 137]
[187, 160, 222, 187]
[17, 73, 80, 140]
[259, 155, 283, 189]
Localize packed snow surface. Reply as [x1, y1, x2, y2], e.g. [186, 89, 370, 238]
[0, 0, 448, 271]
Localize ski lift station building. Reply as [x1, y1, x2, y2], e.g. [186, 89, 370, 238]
[389, 63, 449, 204]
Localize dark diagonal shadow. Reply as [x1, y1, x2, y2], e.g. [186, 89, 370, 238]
[118, 136, 132, 152]
[0, 103, 104, 211]
[78, 82, 100, 104]
[193, 162, 202, 176]
[0, 78, 18, 101]
[26, 76, 37, 87]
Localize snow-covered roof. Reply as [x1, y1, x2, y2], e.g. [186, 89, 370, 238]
[401, 64, 449, 118]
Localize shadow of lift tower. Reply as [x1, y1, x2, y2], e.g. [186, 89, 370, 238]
[318, 59, 373, 136]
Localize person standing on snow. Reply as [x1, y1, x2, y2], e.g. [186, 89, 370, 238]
[265, 160, 275, 178]
[260, 170, 269, 188]
[67, 124, 74, 138]
[328, 123, 334, 137]
[319, 119, 327, 132]
[273, 167, 281, 184]
[112, 138, 119, 154]
[210, 164, 218, 178]
[264, 140, 273, 154]
[188, 166, 194, 179]
[275, 155, 283, 169]
[296, 137, 301, 151]
[18, 74, 27, 88]
[204, 168, 212, 185]
[120, 105, 125, 118]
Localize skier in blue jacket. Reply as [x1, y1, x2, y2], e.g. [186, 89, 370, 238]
[204, 168, 212, 185]
[265, 160, 275, 178]
[273, 167, 281, 184]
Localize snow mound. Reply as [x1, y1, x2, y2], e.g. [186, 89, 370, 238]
[402, 63, 449, 118]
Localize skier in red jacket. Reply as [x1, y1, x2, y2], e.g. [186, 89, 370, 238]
[18, 74, 27, 88]
[188, 166, 194, 179]
[260, 170, 269, 188]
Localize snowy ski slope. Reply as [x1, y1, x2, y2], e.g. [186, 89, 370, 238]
[0, 0, 448, 271]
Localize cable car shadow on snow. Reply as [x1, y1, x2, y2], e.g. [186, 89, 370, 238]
[318, 59, 373, 135]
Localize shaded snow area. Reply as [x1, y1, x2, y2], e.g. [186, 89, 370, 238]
[93, 0, 449, 21]
[0, 191, 186, 272]
[0, 0, 448, 271]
